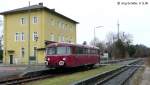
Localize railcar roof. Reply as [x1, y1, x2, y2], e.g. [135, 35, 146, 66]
[46, 43, 99, 49]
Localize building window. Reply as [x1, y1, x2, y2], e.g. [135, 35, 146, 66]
[55, 20, 58, 26]
[50, 33, 54, 41]
[58, 36, 61, 42]
[62, 36, 65, 42]
[33, 32, 38, 41]
[15, 32, 20, 41]
[32, 16, 38, 24]
[20, 17, 25, 24]
[50, 18, 54, 26]
[33, 47, 37, 57]
[67, 25, 70, 32]
[62, 23, 65, 29]
[65, 24, 68, 31]
[69, 37, 72, 43]
[21, 47, 25, 57]
[21, 32, 24, 41]
[58, 35, 64, 42]
[61, 22, 64, 29]
[58, 21, 61, 28]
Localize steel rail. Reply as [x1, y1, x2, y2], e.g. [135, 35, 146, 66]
[97, 60, 144, 85]
[0, 59, 141, 85]
[72, 59, 143, 85]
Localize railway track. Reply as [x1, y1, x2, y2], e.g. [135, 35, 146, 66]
[0, 59, 142, 85]
[0, 75, 53, 85]
[0, 66, 95, 85]
[97, 60, 144, 85]
[73, 59, 144, 85]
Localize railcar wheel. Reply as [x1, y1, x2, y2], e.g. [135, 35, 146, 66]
[88, 64, 94, 68]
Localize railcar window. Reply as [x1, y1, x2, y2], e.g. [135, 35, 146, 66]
[96, 50, 98, 54]
[47, 47, 71, 55]
[85, 48, 88, 54]
[90, 49, 97, 54]
[83, 48, 88, 54]
[90, 49, 93, 54]
[66, 47, 71, 54]
[57, 47, 66, 54]
[77, 47, 84, 54]
[47, 47, 56, 55]
[88, 49, 90, 54]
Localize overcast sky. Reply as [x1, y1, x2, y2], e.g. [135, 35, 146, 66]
[0, 0, 150, 47]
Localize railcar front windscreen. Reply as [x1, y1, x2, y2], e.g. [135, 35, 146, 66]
[46, 47, 71, 55]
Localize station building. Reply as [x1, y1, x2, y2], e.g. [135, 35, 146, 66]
[0, 3, 78, 64]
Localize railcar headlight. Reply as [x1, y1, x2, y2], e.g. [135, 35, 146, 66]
[47, 57, 50, 61]
[59, 61, 64, 66]
[62, 58, 66, 61]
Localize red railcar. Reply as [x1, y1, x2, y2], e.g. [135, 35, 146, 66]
[45, 43, 100, 68]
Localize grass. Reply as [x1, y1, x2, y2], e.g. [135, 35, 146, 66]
[26, 65, 121, 85]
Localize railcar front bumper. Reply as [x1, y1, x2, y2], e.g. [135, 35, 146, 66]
[45, 60, 66, 68]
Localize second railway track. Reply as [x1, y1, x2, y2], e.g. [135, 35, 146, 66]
[97, 59, 144, 85]
[73, 59, 144, 85]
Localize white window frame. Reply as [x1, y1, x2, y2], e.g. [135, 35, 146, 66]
[50, 18, 54, 26]
[60, 22, 63, 28]
[15, 32, 20, 41]
[58, 36, 61, 42]
[50, 33, 55, 41]
[62, 36, 65, 42]
[33, 47, 37, 57]
[20, 17, 26, 24]
[67, 25, 70, 32]
[21, 47, 25, 57]
[55, 20, 58, 27]
[31, 47, 37, 56]
[32, 16, 38, 24]
[62, 23, 65, 29]
[58, 21, 61, 28]
[65, 24, 68, 31]
[20, 32, 24, 41]
[33, 32, 38, 41]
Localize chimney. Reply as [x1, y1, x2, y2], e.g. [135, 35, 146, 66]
[39, 2, 43, 6]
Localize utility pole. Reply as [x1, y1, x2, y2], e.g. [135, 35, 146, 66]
[28, 1, 31, 64]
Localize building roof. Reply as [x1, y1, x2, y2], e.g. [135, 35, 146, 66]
[0, 3, 79, 24]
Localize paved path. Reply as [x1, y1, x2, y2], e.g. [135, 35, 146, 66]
[140, 67, 150, 85]
[0, 65, 26, 79]
[0, 64, 48, 79]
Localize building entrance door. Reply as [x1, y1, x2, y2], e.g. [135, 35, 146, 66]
[10, 55, 13, 64]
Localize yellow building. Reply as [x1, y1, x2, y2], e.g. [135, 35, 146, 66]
[0, 3, 78, 64]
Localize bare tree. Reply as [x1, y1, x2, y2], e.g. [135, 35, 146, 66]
[90, 37, 100, 46]
[106, 32, 116, 45]
[106, 32, 132, 59]
[90, 38, 106, 53]
[106, 32, 132, 45]
[96, 41, 106, 53]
